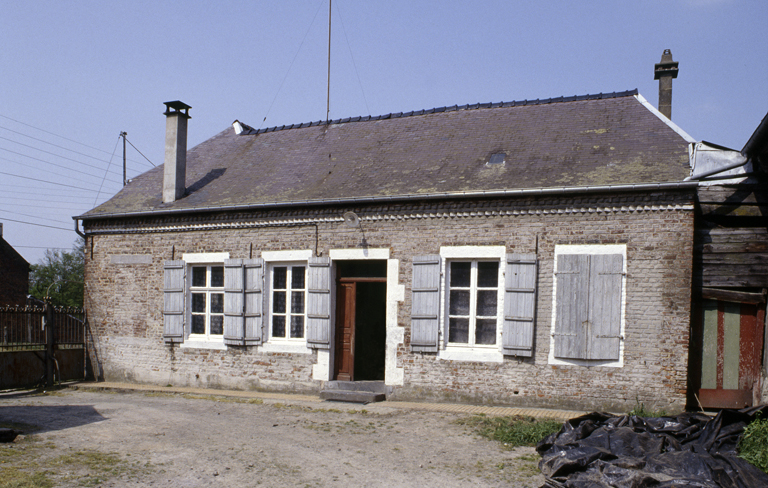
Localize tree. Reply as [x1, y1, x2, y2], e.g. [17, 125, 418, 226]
[29, 238, 84, 308]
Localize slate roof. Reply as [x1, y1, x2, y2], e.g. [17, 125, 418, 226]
[80, 90, 694, 219]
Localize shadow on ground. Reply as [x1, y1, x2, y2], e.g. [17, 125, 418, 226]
[0, 405, 106, 434]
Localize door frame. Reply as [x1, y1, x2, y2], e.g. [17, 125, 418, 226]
[333, 276, 387, 381]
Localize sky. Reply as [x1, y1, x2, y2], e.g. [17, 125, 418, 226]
[0, 0, 766, 264]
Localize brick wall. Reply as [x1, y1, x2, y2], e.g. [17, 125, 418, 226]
[84, 190, 694, 411]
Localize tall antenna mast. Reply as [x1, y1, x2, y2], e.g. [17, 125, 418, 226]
[326, 0, 332, 125]
[121, 131, 127, 186]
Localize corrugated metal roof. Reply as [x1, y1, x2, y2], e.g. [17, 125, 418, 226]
[80, 90, 692, 219]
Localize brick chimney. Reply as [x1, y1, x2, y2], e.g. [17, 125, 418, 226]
[654, 49, 679, 120]
[162, 101, 191, 203]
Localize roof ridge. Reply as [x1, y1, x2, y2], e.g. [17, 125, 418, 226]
[238, 89, 639, 136]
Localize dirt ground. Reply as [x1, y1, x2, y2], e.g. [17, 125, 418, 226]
[0, 389, 546, 487]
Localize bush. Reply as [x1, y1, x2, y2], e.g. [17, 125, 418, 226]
[739, 415, 768, 473]
[458, 415, 562, 448]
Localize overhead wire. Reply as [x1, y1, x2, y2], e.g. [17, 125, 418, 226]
[93, 135, 121, 206]
[0, 207, 73, 225]
[0, 123, 153, 170]
[0, 170, 104, 192]
[0, 113, 152, 168]
[335, 1, 370, 116]
[260, 0, 327, 130]
[0, 135, 123, 176]
[0, 217, 73, 232]
[124, 136, 156, 167]
[0, 153, 122, 186]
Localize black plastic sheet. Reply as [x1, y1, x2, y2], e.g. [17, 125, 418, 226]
[536, 406, 768, 488]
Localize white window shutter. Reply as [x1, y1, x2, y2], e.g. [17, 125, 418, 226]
[306, 256, 331, 349]
[587, 254, 623, 360]
[502, 253, 537, 357]
[163, 260, 185, 344]
[411, 255, 441, 353]
[554, 254, 589, 359]
[224, 258, 263, 346]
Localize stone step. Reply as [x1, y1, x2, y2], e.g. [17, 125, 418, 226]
[320, 389, 386, 404]
[323, 380, 387, 394]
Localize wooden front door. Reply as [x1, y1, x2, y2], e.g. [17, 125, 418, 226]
[334, 282, 356, 381]
[698, 299, 765, 408]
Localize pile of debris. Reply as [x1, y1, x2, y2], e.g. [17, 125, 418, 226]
[536, 406, 768, 488]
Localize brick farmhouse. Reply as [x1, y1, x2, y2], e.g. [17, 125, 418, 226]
[76, 90, 766, 412]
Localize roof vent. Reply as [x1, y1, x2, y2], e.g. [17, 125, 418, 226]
[487, 153, 506, 165]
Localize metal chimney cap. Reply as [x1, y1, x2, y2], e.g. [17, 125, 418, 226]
[163, 101, 192, 118]
[654, 49, 679, 80]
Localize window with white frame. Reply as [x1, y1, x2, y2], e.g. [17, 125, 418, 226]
[446, 260, 500, 346]
[189, 265, 225, 339]
[269, 264, 307, 340]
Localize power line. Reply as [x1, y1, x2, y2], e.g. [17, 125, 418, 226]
[12, 245, 71, 250]
[335, 1, 370, 116]
[0, 135, 123, 176]
[0, 124, 153, 170]
[0, 153, 122, 186]
[0, 170, 103, 192]
[0, 202, 89, 210]
[0, 217, 73, 232]
[0, 113, 151, 168]
[94, 135, 121, 206]
[0, 191, 93, 201]
[0, 208, 73, 225]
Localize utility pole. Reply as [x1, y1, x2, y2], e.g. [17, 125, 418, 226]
[326, 0, 332, 125]
[121, 131, 127, 186]
[44, 299, 54, 388]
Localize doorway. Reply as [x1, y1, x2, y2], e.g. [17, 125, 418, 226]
[334, 260, 387, 381]
[697, 299, 765, 408]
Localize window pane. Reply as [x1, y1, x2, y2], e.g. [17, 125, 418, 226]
[449, 317, 469, 343]
[291, 315, 304, 338]
[477, 262, 499, 288]
[192, 315, 205, 334]
[191, 293, 206, 313]
[475, 319, 496, 345]
[273, 267, 287, 289]
[273, 316, 286, 337]
[273, 290, 286, 314]
[476, 290, 498, 317]
[291, 291, 305, 314]
[210, 267, 224, 287]
[210, 293, 224, 314]
[450, 262, 471, 287]
[291, 266, 305, 289]
[449, 290, 470, 316]
[192, 267, 206, 287]
[210, 316, 223, 335]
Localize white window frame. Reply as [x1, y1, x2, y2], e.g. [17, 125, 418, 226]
[439, 246, 505, 363]
[180, 252, 229, 350]
[260, 250, 313, 354]
[188, 264, 226, 342]
[549, 244, 627, 368]
[267, 262, 308, 343]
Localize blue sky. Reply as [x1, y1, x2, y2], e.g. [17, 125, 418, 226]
[1, 0, 766, 263]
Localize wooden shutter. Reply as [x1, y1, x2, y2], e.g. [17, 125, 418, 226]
[503, 253, 537, 357]
[411, 255, 441, 353]
[223, 258, 264, 346]
[554, 254, 589, 359]
[587, 254, 623, 360]
[306, 256, 331, 349]
[163, 260, 185, 344]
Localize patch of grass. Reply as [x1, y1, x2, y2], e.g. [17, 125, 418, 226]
[0, 466, 55, 488]
[628, 397, 667, 418]
[457, 415, 562, 448]
[739, 414, 768, 473]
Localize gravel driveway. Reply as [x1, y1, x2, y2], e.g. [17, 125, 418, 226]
[0, 389, 546, 487]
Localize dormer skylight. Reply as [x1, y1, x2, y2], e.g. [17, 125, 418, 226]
[487, 153, 506, 165]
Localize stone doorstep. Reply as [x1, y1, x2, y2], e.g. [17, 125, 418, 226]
[319, 389, 386, 404]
